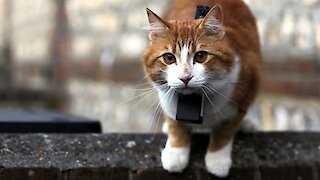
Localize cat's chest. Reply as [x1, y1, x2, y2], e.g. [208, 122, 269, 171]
[158, 91, 237, 128]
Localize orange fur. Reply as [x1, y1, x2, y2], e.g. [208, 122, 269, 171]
[142, 0, 261, 176]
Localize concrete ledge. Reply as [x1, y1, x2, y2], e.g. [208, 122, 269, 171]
[0, 133, 319, 179]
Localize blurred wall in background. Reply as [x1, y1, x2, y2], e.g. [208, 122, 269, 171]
[0, 0, 319, 132]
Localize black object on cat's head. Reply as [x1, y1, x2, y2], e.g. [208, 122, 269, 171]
[195, 5, 210, 19]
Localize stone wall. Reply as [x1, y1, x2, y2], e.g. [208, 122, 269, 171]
[0, 133, 320, 179]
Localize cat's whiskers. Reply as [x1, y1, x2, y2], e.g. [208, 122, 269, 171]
[146, 99, 163, 142]
[147, 87, 168, 135]
[117, 83, 169, 111]
[206, 77, 246, 84]
[150, 86, 174, 141]
[167, 83, 182, 89]
[117, 79, 161, 92]
[122, 85, 155, 91]
[203, 84, 242, 111]
[201, 86, 222, 120]
[206, 80, 245, 101]
[125, 80, 166, 91]
[139, 73, 152, 82]
[148, 100, 162, 138]
[151, 102, 165, 141]
[116, 88, 156, 107]
[129, 89, 158, 110]
[201, 87, 214, 106]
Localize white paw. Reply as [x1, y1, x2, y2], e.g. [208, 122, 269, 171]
[205, 153, 232, 177]
[161, 145, 190, 172]
[205, 152, 232, 177]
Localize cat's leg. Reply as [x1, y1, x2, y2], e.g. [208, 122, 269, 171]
[205, 113, 244, 177]
[205, 134, 233, 177]
[161, 117, 190, 172]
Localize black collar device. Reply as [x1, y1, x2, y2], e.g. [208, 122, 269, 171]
[195, 5, 210, 19]
[176, 93, 204, 124]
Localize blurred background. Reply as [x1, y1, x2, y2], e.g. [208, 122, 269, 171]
[0, 0, 319, 132]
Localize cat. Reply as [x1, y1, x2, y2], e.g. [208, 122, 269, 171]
[142, 0, 261, 177]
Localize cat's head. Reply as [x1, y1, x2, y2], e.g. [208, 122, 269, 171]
[143, 5, 236, 95]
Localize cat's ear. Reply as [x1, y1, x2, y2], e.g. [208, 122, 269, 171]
[146, 8, 170, 41]
[200, 5, 225, 39]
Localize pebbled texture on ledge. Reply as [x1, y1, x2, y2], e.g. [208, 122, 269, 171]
[0, 133, 319, 179]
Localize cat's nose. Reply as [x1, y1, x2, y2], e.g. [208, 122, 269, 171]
[179, 75, 193, 85]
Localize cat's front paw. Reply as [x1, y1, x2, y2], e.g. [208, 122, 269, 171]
[161, 145, 190, 172]
[205, 152, 232, 177]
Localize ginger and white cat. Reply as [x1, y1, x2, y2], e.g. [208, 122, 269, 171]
[142, 0, 261, 177]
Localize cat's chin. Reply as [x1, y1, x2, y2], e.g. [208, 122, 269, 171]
[176, 87, 197, 95]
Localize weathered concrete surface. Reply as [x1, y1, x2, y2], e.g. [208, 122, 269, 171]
[0, 133, 319, 179]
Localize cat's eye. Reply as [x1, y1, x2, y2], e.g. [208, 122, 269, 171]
[162, 53, 176, 64]
[194, 51, 208, 63]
